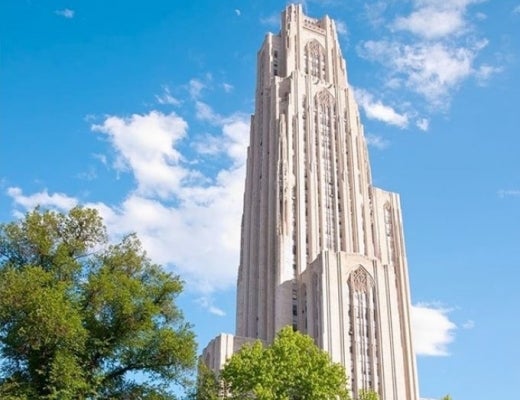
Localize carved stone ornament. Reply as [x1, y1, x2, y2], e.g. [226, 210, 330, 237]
[306, 39, 323, 56]
[350, 267, 373, 292]
[316, 89, 334, 107]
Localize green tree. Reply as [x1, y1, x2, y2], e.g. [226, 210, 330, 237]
[0, 207, 196, 399]
[358, 389, 379, 400]
[441, 396, 452, 400]
[220, 326, 350, 400]
[187, 359, 220, 400]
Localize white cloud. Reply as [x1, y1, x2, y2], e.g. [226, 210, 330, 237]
[221, 118, 250, 165]
[363, 1, 388, 27]
[365, 134, 390, 150]
[412, 303, 457, 356]
[475, 64, 502, 84]
[55, 9, 74, 19]
[192, 104, 249, 166]
[92, 111, 191, 199]
[193, 134, 222, 156]
[222, 83, 234, 93]
[260, 13, 280, 27]
[498, 189, 520, 198]
[92, 187, 243, 293]
[155, 86, 180, 106]
[77, 166, 97, 181]
[197, 297, 227, 317]
[234, 9, 241, 17]
[84, 114, 97, 123]
[209, 306, 226, 317]
[359, 40, 487, 108]
[195, 101, 222, 124]
[335, 20, 348, 37]
[514, 5, 520, 14]
[462, 319, 475, 329]
[392, 6, 467, 39]
[391, 0, 485, 39]
[93, 153, 108, 166]
[92, 110, 248, 293]
[188, 79, 205, 99]
[10, 106, 249, 296]
[416, 118, 430, 131]
[358, 0, 498, 112]
[7, 187, 78, 212]
[354, 88, 409, 128]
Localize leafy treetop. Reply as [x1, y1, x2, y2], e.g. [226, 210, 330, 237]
[0, 207, 196, 399]
[220, 326, 350, 400]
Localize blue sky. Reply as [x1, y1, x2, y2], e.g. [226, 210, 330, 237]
[1, 1, 519, 399]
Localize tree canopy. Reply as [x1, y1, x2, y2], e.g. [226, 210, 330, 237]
[0, 207, 196, 399]
[188, 359, 220, 400]
[358, 389, 379, 400]
[220, 326, 350, 400]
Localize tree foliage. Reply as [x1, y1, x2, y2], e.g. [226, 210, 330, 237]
[0, 207, 196, 399]
[358, 389, 379, 400]
[220, 326, 350, 400]
[187, 359, 220, 400]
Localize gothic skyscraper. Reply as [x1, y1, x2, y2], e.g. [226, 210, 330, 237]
[203, 5, 419, 399]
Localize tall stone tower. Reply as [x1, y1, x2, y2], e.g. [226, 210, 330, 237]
[203, 5, 419, 399]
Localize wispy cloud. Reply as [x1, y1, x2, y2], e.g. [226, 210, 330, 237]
[260, 13, 280, 27]
[155, 86, 180, 106]
[188, 79, 205, 99]
[498, 189, 520, 198]
[354, 88, 409, 128]
[412, 303, 457, 356]
[513, 5, 520, 15]
[197, 297, 226, 317]
[475, 64, 503, 85]
[76, 166, 97, 181]
[335, 20, 348, 37]
[462, 319, 475, 329]
[93, 153, 108, 166]
[366, 134, 390, 150]
[7, 187, 77, 212]
[222, 83, 234, 93]
[475, 11, 487, 20]
[358, 0, 498, 111]
[359, 39, 491, 109]
[416, 118, 430, 131]
[195, 101, 223, 124]
[55, 9, 75, 19]
[363, 1, 388, 28]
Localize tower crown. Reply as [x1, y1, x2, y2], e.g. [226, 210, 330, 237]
[256, 4, 348, 90]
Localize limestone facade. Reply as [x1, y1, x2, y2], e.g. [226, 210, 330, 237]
[203, 4, 419, 399]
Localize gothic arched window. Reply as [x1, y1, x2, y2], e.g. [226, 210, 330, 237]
[305, 40, 326, 80]
[315, 90, 337, 251]
[348, 266, 379, 396]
